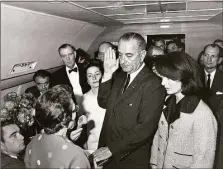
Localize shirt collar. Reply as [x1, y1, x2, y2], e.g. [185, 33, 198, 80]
[204, 69, 216, 77]
[128, 63, 145, 79]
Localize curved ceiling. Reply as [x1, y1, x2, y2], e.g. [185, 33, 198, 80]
[2, 1, 223, 26]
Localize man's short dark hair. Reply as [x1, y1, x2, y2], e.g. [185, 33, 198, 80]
[154, 37, 165, 44]
[154, 51, 203, 96]
[58, 44, 76, 53]
[1, 120, 15, 143]
[119, 32, 146, 51]
[166, 40, 178, 48]
[203, 43, 223, 58]
[33, 69, 51, 82]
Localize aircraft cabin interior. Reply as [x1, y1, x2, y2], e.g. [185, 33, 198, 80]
[1, 1, 223, 104]
[1, 1, 223, 168]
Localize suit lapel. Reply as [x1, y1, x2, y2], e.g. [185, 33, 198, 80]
[211, 69, 220, 92]
[63, 66, 72, 86]
[115, 66, 149, 106]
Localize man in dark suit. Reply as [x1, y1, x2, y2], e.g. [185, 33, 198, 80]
[25, 69, 51, 98]
[52, 44, 90, 104]
[93, 32, 165, 169]
[202, 44, 223, 114]
[201, 43, 223, 168]
[52, 44, 90, 147]
[1, 120, 25, 169]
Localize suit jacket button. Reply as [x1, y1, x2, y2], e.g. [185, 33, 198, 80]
[161, 121, 164, 125]
[112, 113, 115, 116]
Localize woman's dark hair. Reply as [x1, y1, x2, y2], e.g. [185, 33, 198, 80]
[35, 85, 74, 134]
[85, 59, 104, 76]
[153, 51, 203, 96]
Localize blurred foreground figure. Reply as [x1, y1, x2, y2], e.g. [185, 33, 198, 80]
[24, 85, 90, 169]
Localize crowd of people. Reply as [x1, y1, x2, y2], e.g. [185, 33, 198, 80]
[1, 32, 223, 169]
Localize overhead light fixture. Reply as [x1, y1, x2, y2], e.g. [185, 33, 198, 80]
[160, 25, 170, 28]
[47, 0, 64, 4]
[160, 19, 170, 22]
[108, 2, 124, 10]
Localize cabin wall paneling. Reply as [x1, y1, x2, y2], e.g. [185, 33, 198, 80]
[0, 66, 63, 106]
[1, 4, 104, 80]
[1, 82, 34, 106]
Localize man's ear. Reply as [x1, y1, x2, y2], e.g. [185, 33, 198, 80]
[140, 50, 147, 62]
[218, 57, 223, 65]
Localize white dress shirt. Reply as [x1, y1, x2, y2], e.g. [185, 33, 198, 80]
[204, 69, 216, 89]
[127, 63, 145, 88]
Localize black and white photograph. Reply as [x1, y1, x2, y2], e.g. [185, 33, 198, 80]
[1, 1, 223, 169]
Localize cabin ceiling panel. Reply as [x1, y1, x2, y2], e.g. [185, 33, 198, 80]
[2, 1, 223, 26]
[187, 1, 223, 10]
[71, 24, 105, 51]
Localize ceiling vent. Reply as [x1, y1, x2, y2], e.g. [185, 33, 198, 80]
[146, 1, 186, 13]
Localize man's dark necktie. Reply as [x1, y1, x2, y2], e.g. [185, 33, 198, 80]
[122, 74, 130, 93]
[206, 73, 211, 90]
[68, 67, 77, 74]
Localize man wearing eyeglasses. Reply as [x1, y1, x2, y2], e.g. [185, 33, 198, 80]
[25, 69, 51, 98]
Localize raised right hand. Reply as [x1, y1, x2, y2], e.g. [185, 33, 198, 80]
[103, 47, 119, 78]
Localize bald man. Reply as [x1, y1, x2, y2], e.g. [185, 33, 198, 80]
[97, 42, 114, 61]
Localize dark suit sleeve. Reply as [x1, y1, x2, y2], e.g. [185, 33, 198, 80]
[25, 87, 31, 93]
[108, 80, 165, 161]
[97, 79, 113, 109]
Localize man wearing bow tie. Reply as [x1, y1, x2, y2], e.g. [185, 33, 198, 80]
[52, 44, 90, 105]
[52, 44, 90, 147]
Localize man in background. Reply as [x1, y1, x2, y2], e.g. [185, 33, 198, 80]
[166, 40, 179, 53]
[25, 69, 51, 98]
[96, 42, 114, 61]
[52, 44, 90, 147]
[154, 37, 165, 52]
[53, 43, 90, 105]
[201, 43, 223, 169]
[202, 43, 223, 114]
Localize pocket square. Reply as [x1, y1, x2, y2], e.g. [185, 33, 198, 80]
[216, 91, 223, 95]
